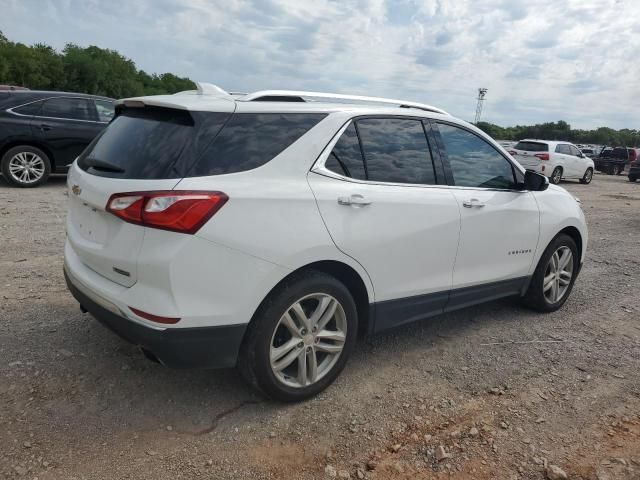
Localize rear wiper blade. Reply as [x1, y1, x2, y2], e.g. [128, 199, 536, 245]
[83, 158, 125, 173]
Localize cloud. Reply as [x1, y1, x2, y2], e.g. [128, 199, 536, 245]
[1, 0, 639, 129]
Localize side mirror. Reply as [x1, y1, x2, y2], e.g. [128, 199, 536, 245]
[523, 170, 549, 191]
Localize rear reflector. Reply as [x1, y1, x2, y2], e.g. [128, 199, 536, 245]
[534, 153, 550, 161]
[106, 191, 228, 234]
[129, 307, 181, 324]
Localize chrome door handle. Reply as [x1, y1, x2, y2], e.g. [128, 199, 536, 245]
[338, 194, 372, 206]
[462, 198, 485, 208]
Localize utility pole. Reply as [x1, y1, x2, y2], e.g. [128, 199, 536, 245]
[474, 88, 488, 124]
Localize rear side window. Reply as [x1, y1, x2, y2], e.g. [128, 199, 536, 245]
[13, 100, 44, 115]
[437, 123, 516, 189]
[324, 124, 367, 180]
[190, 113, 326, 176]
[555, 144, 571, 155]
[514, 141, 548, 152]
[356, 118, 436, 185]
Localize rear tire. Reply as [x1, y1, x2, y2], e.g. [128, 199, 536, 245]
[614, 165, 623, 176]
[522, 234, 579, 312]
[629, 175, 638, 182]
[550, 167, 562, 184]
[579, 168, 593, 184]
[238, 271, 358, 402]
[1, 145, 51, 187]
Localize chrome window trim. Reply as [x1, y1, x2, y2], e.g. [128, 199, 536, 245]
[6, 96, 111, 124]
[310, 118, 529, 194]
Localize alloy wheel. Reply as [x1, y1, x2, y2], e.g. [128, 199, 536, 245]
[269, 293, 347, 388]
[542, 246, 573, 304]
[552, 169, 561, 184]
[584, 169, 592, 183]
[8, 152, 45, 184]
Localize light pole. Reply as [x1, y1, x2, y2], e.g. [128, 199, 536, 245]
[475, 88, 488, 124]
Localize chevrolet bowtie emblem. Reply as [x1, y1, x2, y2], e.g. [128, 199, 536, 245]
[71, 184, 82, 196]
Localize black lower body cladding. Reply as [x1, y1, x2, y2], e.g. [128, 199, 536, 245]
[64, 269, 246, 369]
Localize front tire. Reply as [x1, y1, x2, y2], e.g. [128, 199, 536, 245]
[550, 167, 562, 184]
[1, 145, 51, 187]
[579, 168, 593, 184]
[239, 271, 358, 402]
[522, 234, 579, 312]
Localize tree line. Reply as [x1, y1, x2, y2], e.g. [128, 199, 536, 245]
[476, 120, 639, 147]
[0, 31, 195, 98]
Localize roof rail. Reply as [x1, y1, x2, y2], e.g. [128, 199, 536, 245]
[238, 90, 449, 115]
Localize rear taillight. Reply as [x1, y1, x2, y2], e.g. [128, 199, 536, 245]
[106, 191, 228, 234]
[534, 153, 550, 161]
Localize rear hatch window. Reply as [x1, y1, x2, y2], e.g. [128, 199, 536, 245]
[78, 107, 326, 179]
[513, 141, 548, 152]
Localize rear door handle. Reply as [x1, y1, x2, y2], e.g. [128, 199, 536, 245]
[338, 194, 372, 207]
[40, 124, 52, 131]
[462, 198, 485, 208]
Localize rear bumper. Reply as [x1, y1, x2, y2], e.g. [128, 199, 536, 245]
[65, 268, 246, 369]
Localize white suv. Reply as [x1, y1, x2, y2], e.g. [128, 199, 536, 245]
[64, 84, 588, 401]
[509, 139, 595, 185]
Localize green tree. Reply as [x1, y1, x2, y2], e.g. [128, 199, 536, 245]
[0, 31, 195, 97]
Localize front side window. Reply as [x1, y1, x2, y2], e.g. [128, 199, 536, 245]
[95, 100, 115, 122]
[355, 118, 436, 185]
[569, 145, 582, 157]
[41, 97, 95, 121]
[324, 123, 367, 180]
[437, 123, 516, 189]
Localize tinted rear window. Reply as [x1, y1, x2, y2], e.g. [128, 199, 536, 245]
[189, 113, 326, 176]
[514, 141, 548, 152]
[79, 109, 325, 179]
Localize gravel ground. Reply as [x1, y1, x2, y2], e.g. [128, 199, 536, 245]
[0, 173, 639, 480]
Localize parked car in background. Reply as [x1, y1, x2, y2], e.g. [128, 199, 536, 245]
[64, 84, 587, 401]
[0, 90, 114, 187]
[593, 147, 635, 176]
[509, 139, 594, 184]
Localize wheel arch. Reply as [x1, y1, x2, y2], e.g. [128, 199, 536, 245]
[246, 260, 373, 341]
[558, 226, 583, 262]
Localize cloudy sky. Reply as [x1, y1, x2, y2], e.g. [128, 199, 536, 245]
[3, 0, 639, 129]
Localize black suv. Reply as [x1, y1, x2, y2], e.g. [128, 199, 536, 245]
[0, 91, 114, 187]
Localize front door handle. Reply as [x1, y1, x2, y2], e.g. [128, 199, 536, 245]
[462, 198, 485, 208]
[338, 194, 372, 207]
[40, 124, 52, 131]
